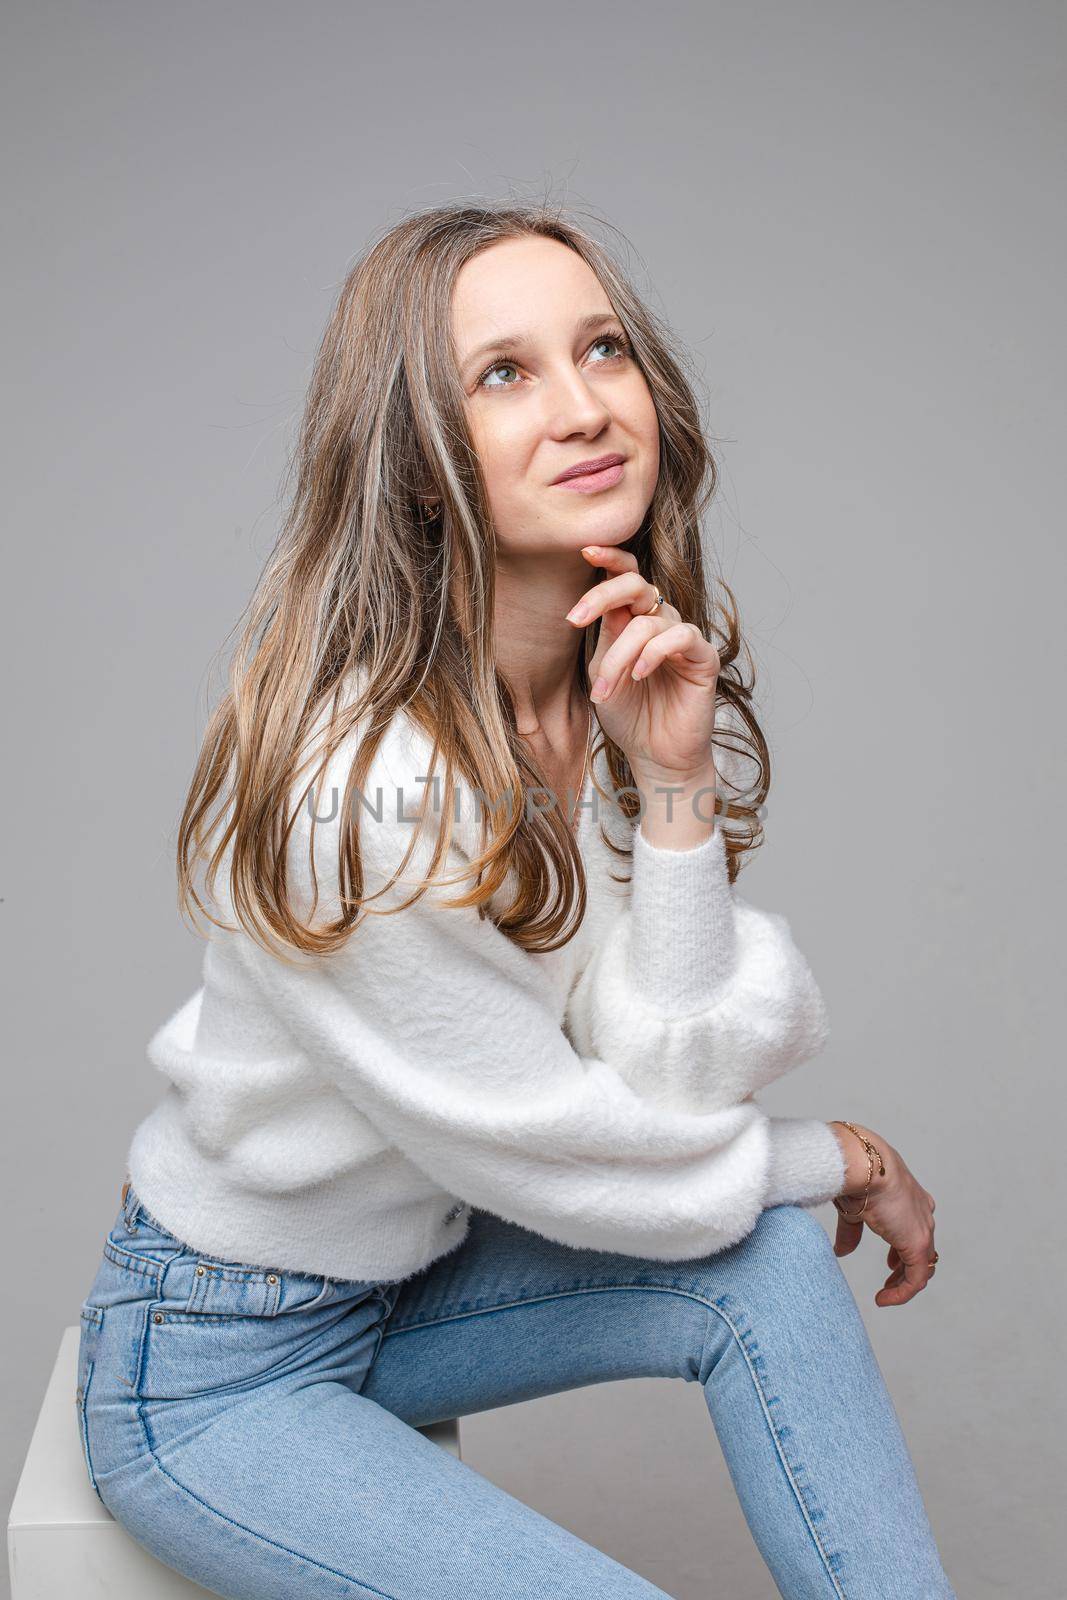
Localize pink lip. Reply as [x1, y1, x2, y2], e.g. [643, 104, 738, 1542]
[550, 453, 627, 485]
[553, 459, 626, 494]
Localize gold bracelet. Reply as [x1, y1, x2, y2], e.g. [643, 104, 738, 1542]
[831, 1121, 886, 1223]
[830, 1123, 940, 1272]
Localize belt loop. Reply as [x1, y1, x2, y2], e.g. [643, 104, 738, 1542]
[120, 1176, 138, 1229]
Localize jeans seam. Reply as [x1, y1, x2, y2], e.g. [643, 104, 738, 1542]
[130, 1294, 401, 1600]
[383, 1280, 847, 1598]
[78, 1358, 104, 1503]
[381, 1279, 694, 1336]
[130, 1408, 402, 1600]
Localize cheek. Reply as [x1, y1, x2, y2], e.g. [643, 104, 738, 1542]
[629, 389, 661, 490]
[466, 411, 530, 508]
[643, 425, 661, 492]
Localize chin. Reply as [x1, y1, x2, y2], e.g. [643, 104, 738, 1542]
[571, 507, 646, 546]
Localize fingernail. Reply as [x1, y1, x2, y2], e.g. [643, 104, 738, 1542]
[590, 677, 609, 701]
[567, 602, 590, 623]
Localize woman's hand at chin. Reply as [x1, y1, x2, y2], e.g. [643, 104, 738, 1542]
[829, 1121, 939, 1309]
[567, 544, 721, 791]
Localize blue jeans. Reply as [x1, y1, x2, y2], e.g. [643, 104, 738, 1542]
[76, 1181, 957, 1598]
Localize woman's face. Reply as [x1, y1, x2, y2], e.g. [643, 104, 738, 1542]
[450, 236, 660, 559]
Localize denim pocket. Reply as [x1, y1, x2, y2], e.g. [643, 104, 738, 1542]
[111, 1188, 389, 1401]
[137, 1274, 385, 1402]
[75, 1302, 105, 1501]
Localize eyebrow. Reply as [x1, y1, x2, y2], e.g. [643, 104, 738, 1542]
[459, 310, 621, 377]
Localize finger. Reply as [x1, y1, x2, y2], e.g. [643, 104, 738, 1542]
[566, 571, 667, 629]
[589, 615, 672, 701]
[876, 1235, 936, 1306]
[833, 1215, 864, 1257]
[578, 546, 683, 627]
[884, 1260, 928, 1305]
[631, 622, 721, 683]
[580, 543, 639, 574]
[876, 1265, 911, 1306]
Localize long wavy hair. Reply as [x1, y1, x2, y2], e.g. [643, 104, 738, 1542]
[176, 200, 772, 961]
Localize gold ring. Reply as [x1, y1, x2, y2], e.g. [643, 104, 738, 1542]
[644, 592, 667, 614]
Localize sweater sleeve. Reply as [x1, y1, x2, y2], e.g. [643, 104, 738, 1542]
[237, 804, 845, 1263]
[565, 820, 833, 1116]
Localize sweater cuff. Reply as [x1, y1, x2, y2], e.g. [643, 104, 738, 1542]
[762, 1116, 846, 1209]
[628, 820, 738, 1014]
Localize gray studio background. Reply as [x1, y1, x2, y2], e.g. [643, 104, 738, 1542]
[3, 4, 1063, 1596]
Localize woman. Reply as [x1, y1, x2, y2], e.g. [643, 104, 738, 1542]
[75, 203, 955, 1598]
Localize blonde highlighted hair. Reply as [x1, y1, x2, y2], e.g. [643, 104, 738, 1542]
[177, 200, 771, 959]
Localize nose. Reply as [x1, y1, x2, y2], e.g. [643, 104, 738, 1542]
[543, 365, 613, 441]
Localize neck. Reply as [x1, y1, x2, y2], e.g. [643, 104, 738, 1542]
[493, 549, 591, 737]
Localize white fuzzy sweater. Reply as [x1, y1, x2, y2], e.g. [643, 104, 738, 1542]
[127, 689, 846, 1282]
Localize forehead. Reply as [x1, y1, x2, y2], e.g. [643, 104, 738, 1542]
[451, 237, 610, 345]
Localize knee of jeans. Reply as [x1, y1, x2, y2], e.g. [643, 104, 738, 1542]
[753, 1202, 838, 1273]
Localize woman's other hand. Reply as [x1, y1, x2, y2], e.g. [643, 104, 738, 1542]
[829, 1121, 939, 1309]
[567, 544, 720, 789]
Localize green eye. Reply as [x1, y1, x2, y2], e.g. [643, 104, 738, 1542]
[480, 359, 521, 389]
